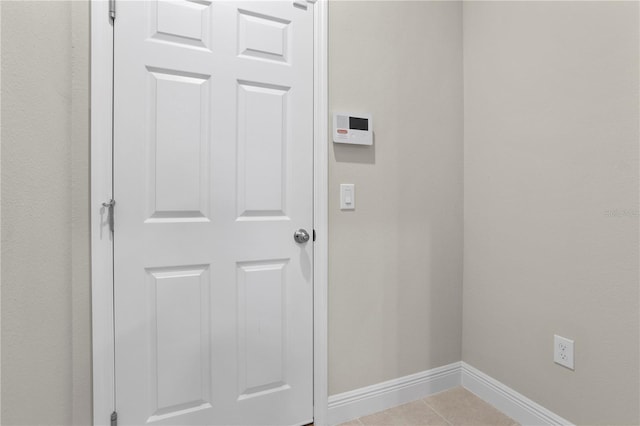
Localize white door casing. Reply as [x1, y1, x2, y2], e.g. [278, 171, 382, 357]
[91, 2, 329, 425]
[109, 1, 315, 424]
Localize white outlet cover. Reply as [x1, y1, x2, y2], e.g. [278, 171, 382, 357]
[554, 334, 575, 370]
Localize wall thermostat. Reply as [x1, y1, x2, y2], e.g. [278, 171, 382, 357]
[333, 112, 373, 145]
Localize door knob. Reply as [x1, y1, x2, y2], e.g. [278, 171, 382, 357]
[294, 229, 310, 244]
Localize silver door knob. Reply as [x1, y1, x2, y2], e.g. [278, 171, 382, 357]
[294, 229, 310, 244]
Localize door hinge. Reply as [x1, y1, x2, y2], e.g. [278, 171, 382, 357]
[109, 0, 116, 21]
[313, 229, 316, 242]
[102, 199, 116, 233]
[110, 411, 118, 426]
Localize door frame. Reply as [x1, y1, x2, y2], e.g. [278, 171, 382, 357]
[89, 1, 329, 424]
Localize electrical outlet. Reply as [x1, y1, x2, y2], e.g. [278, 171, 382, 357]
[554, 335, 574, 370]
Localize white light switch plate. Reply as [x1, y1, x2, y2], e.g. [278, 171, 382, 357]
[340, 184, 355, 210]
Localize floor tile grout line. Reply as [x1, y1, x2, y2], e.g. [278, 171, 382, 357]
[421, 397, 453, 426]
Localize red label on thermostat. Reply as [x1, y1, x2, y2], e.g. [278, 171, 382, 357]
[337, 129, 348, 134]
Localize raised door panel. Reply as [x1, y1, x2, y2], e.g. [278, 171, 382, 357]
[150, 0, 213, 50]
[146, 68, 211, 222]
[146, 265, 212, 422]
[238, 9, 291, 63]
[236, 81, 290, 219]
[236, 260, 290, 400]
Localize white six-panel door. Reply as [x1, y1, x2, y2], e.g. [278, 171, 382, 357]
[113, 1, 314, 424]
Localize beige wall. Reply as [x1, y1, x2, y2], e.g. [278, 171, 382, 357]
[328, 1, 464, 395]
[2, 1, 639, 424]
[0, 0, 462, 421]
[462, 2, 640, 424]
[1, 1, 91, 425]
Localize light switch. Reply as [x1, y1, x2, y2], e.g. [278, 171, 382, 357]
[340, 184, 355, 210]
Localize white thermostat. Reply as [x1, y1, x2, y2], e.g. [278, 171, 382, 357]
[333, 112, 373, 145]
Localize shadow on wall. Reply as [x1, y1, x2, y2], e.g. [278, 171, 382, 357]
[332, 133, 376, 164]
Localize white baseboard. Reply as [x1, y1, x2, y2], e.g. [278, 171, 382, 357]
[327, 362, 462, 426]
[326, 361, 571, 426]
[461, 362, 573, 426]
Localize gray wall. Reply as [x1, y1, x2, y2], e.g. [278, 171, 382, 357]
[328, 1, 464, 395]
[462, 2, 640, 424]
[1, 1, 91, 425]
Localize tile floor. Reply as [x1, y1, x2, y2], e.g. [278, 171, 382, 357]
[339, 387, 519, 426]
